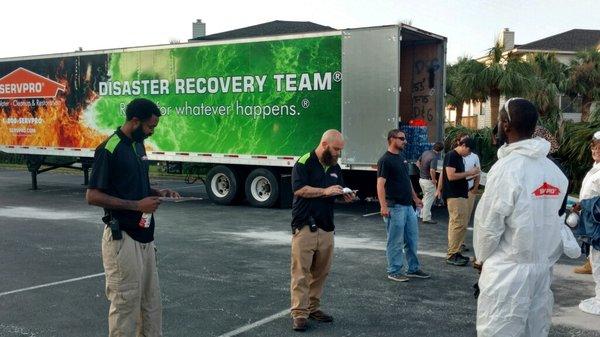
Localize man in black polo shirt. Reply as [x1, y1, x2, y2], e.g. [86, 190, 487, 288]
[377, 129, 429, 283]
[290, 129, 354, 331]
[86, 98, 180, 337]
[443, 137, 479, 266]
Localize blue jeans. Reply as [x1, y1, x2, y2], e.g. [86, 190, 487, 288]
[384, 204, 420, 275]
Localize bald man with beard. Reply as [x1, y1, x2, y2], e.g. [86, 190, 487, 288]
[289, 129, 355, 331]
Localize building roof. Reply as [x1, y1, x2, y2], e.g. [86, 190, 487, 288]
[517, 29, 600, 52]
[190, 20, 336, 41]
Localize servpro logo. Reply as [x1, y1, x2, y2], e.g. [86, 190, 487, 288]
[0, 68, 65, 99]
[532, 182, 561, 198]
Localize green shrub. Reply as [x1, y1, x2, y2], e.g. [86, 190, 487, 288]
[446, 120, 600, 195]
[444, 126, 496, 171]
[0, 152, 26, 165]
[556, 121, 600, 192]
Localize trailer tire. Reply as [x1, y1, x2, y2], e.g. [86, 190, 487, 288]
[245, 168, 279, 208]
[206, 165, 242, 205]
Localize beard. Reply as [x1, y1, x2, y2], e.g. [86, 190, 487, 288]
[495, 123, 507, 147]
[322, 146, 338, 166]
[132, 125, 149, 142]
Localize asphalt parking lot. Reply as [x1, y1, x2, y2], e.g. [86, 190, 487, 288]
[0, 167, 598, 337]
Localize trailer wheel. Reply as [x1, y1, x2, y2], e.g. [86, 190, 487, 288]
[245, 168, 279, 208]
[206, 165, 241, 205]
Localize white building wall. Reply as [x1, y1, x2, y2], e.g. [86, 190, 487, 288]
[477, 96, 507, 129]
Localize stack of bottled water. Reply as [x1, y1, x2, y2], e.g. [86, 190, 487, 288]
[400, 125, 434, 161]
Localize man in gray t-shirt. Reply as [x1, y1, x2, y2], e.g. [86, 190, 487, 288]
[416, 142, 444, 224]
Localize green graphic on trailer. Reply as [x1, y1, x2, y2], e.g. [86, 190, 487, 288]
[93, 36, 342, 156]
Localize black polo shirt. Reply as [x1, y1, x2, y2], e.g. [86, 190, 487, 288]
[291, 151, 344, 232]
[377, 151, 413, 206]
[443, 150, 469, 199]
[88, 128, 155, 243]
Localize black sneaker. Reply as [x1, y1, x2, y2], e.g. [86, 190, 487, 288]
[387, 273, 409, 282]
[406, 270, 431, 279]
[446, 253, 469, 266]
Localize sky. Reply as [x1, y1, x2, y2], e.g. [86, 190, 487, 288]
[1, 0, 598, 63]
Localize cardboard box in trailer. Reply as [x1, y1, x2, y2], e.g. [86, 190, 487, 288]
[0, 24, 446, 207]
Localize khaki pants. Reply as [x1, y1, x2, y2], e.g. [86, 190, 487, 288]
[102, 227, 162, 337]
[290, 226, 334, 318]
[419, 178, 437, 221]
[465, 190, 478, 227]
[446, 198, 469, 257]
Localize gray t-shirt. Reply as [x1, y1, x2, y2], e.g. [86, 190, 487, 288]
[418, 150, 441, 179]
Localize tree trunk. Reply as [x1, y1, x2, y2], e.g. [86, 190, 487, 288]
[490, 89, 501, 126]
[581, 97, 593, 122]
[455, 103, 464, 126]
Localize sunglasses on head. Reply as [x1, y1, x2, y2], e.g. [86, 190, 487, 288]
[503, 97, 525, 123]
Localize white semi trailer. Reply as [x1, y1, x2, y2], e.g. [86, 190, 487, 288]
[0, 24, 446, 207]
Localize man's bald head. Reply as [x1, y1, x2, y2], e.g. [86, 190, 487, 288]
[317, 129, 345, 166]
[321, 129, 344, 144]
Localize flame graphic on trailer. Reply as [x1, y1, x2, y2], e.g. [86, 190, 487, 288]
[0, 56, 108, 148]
[0, 37, 342, 155]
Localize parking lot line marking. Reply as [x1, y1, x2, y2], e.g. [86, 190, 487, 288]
[0, 272, 104, 297]
[218, 309, 289, 337]
[36, 188, 75, 193]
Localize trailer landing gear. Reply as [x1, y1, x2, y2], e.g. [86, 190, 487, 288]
[26, 155, 93, 190]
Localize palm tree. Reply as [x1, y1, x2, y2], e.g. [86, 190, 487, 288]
[446, 64, 462, 125]
[557, 120, 600, 190]
[477, 41, 531, 124]
[446, 57, 485, 126]
[524, 53, 568, 132]
[525, 53, 567, 115]
[567, 49, 600, 122]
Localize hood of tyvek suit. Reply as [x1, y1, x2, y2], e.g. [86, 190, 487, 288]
[497, 137, 550, 160]
[580, 161, 600, 200]
[588, 161, 600, 176]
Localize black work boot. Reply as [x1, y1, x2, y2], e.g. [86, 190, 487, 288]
[309, 310, 334, 322]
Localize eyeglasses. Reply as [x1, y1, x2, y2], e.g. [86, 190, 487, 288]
[393, 136, 406, 141]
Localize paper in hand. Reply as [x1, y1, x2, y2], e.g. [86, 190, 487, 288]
[342, 187, 358, 194]
[159, 196, 203, 203]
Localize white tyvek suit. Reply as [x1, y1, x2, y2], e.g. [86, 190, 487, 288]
[474, 138, 568, 337]
[561, 224, 581, 259]
[580, 248, 600, 315]
[579, 162, 600, 200]
[578, 162, 600, 315]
